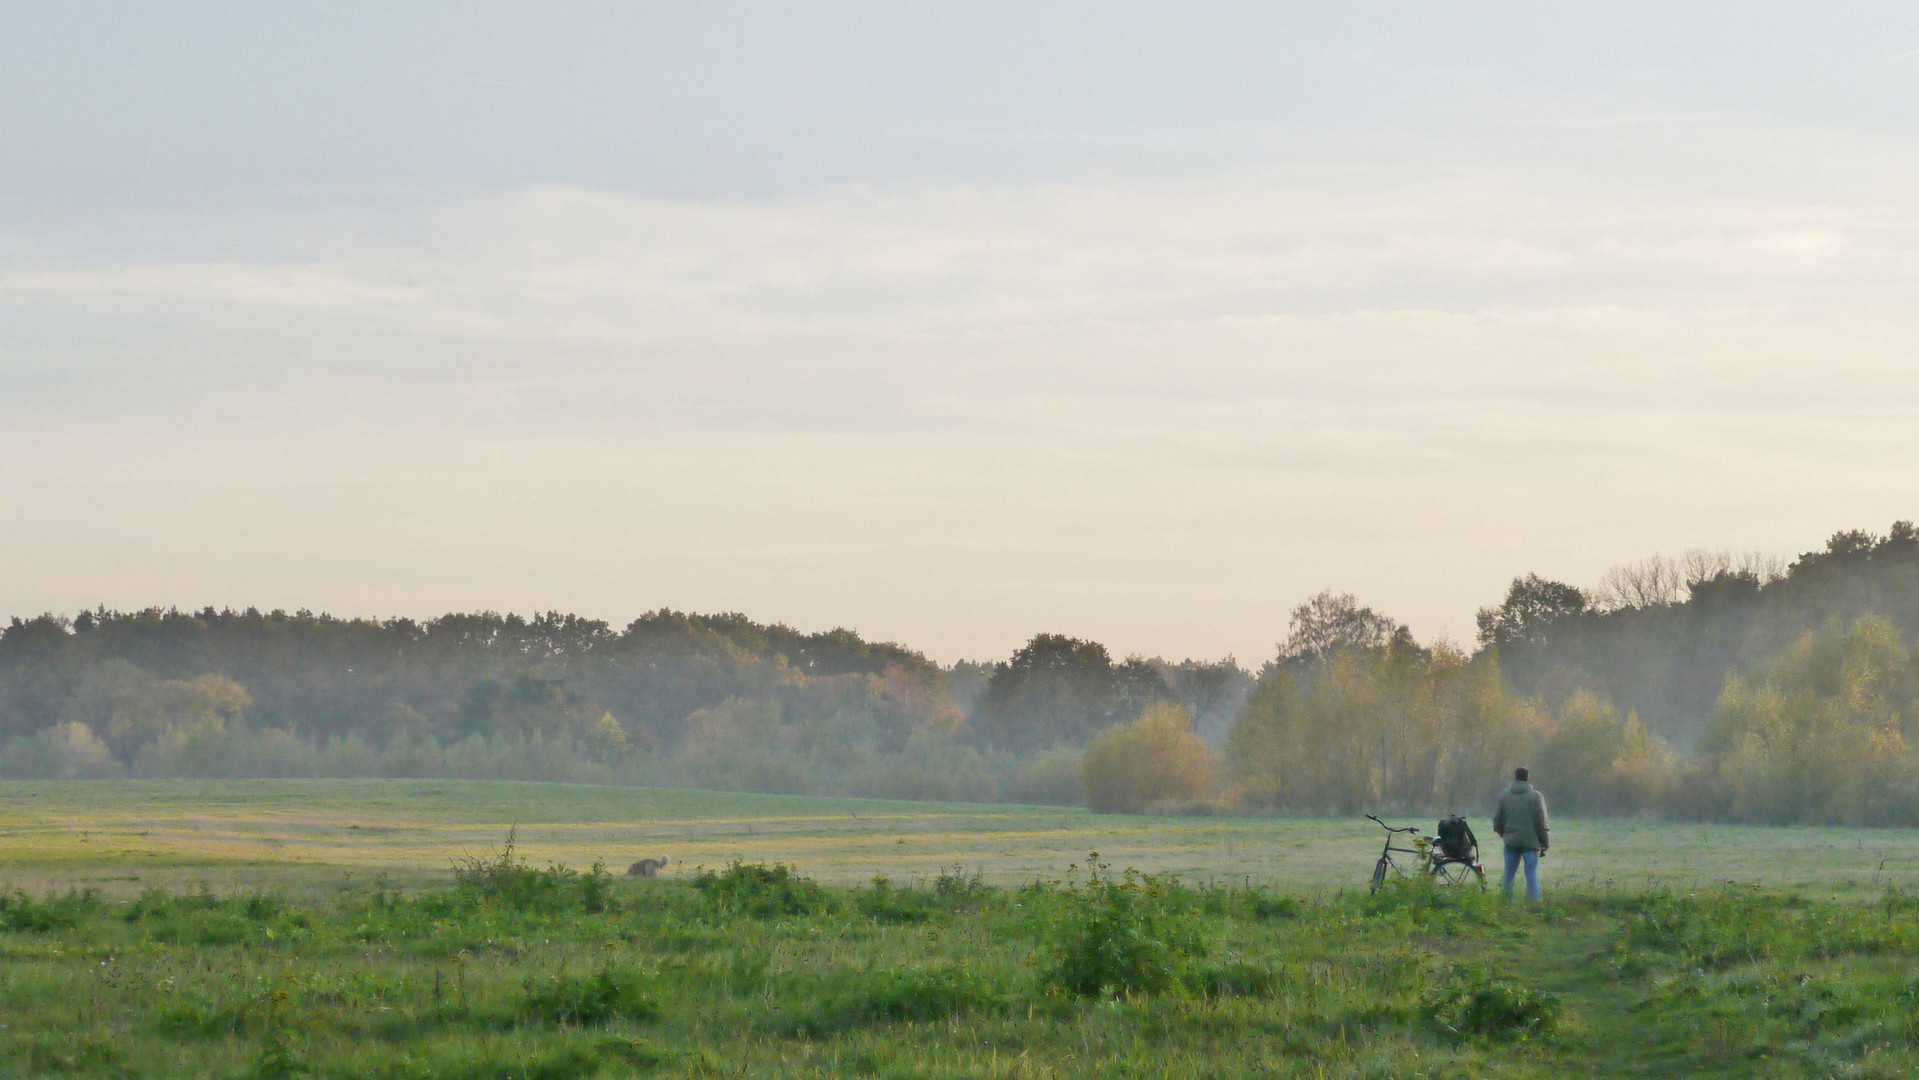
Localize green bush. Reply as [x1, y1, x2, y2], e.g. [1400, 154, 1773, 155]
[932, 865, 997, 911]
[1037, 854, 1205, 998]
[453, 830, 615, 914]
[1361, 871, 1496, 928]
[523, 964, 659, 1026]
[0, 888, 97, 932]
[1424, 968, 1560, 1040]
[694, 861, 837, 919]
[239, 1041, 301, 1080]
[124, 886, 220, 921]
[120, 886, 312, 946]
[1081, 703, 1215, 815]
[241, 891, 286, 921]
[855, 868, 996, 924]
[855, 876, 936, 924]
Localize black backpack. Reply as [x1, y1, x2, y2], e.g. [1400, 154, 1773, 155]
[1435, 815, 1476, 860]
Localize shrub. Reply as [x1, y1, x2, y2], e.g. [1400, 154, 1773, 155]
[855, 877, 936, 924]
[1361, 870, 1497, 928]
[119, 888, 311, 946]
[452, 830, 615, 914]
[523, 963, 659, 1026]
[124, 886, 221, 922]
[239, 1035, 303, 1080]
[931, 865, 996, 910]
[0, 889, 97, 932]
[1081, 703, 1214, 814]
[1424, 967, 1560, 1040]
[694, 861, 837, 919]
[855, 868, 996, 924]
[1038, 854, 1204, 998]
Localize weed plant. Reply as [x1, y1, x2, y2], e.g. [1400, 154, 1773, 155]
[451, 828, 615, 914]
[522, 964, 659, 1026]
[849, 864, 1000, 924]
[1035, 853, 1205, 998]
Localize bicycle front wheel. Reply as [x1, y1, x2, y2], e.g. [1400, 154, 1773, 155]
[1370, 856, 1391, 893]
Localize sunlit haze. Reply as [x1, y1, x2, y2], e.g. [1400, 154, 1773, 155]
[6, 3, 1919, 663]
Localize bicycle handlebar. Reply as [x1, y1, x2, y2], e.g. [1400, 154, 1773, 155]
[1365, 814, 1419, 834]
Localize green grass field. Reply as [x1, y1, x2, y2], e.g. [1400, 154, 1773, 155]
[7, 780, 1919, 1078]
[7, 779, 1919, 899]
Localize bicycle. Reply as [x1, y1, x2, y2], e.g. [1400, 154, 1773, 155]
[1366, 814, 1487, 893]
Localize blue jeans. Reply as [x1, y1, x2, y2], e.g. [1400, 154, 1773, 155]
[1503, 846, 1540, 901]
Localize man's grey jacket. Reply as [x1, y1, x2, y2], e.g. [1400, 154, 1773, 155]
[1492, 781, 1550, 852]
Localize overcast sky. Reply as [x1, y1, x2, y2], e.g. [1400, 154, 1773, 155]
[5, 3, 1919, 663]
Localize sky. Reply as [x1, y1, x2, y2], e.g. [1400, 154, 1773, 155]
[5, 2, 1919, 664]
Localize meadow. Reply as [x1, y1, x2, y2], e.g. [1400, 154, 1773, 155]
[6, 781, 1919, 1078]
[9, 779, 1919, 899]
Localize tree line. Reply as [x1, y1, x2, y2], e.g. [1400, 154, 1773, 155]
[4, 518, 1917, 824]
[0, 606, 1248, 806]
[1220, 521, 1919, 824]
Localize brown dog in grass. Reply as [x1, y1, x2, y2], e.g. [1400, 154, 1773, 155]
[624, 856, 670, 879]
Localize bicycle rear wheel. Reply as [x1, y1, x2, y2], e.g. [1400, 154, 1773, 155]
[1431, 859, 1486, 892]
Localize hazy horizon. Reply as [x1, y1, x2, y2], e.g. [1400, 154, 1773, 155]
[6, 3, 1919, 665]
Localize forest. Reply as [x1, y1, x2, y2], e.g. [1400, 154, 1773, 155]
[4, 519, 1918, 826]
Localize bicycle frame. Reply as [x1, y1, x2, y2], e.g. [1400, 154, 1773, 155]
[1367, 814, 1425, 869]
[1366, 813, 1485, 893]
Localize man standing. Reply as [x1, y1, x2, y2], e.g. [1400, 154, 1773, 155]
[1492, 766, 1549, 901]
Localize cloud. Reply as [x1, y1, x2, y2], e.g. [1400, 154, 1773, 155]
[3, 118, 1919, 659]
[5, 151, 1910, 393]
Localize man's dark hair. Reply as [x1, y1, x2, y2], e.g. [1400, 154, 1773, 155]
[1514, 766, 1530, 782]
